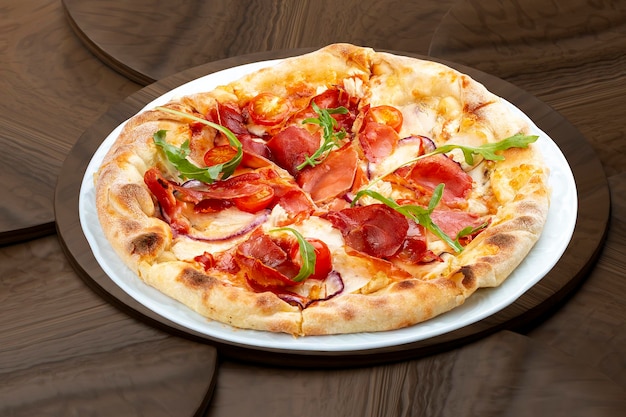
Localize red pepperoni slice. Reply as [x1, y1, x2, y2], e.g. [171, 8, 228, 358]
[297, 144, 358, 203]
[406, 154, 473, 206]
[358, 122, 400, 162]
[325, 204, 408, 258]
[266, 125, 321, 175]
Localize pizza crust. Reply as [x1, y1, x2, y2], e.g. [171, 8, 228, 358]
[94, 44, 551, 336]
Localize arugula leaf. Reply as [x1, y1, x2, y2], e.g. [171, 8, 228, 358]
[296, 102, 348, 170]
[271, 227, 316, 282]
[424, 133, 539, 165]
[153, 106, 243, 182]
[352, 185, 464, 252]
[454, 222, 488, 247]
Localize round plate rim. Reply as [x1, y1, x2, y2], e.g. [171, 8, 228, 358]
[54, 48, 610, 366]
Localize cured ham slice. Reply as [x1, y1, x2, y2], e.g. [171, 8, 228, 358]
[406, 154, 473, 207]
[358, 122, 399, 162]
[266, 125, 321, 175]
[297, 144, 358, 203]
[431, 210, 485, 238]
[325, 204, 408, 258]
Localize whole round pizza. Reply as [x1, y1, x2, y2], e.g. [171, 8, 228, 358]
[94, 44, 550, 336]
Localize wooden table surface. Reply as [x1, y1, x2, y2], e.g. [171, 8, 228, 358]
[1, 0, 625, 415]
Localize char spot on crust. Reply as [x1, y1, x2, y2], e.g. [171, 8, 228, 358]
[255, 293, 295, 313]
[339, 305, 357, 321]
[118, 183, 154, 215]
[485, 232, 516, 251]
[121, 219, 141, 234]
[458, 265, 477, 289]
[509, 215, 539, 232]
[396, 280, 417, 290]
[129, 232, 164, 256]
[178, 268, 216, 289]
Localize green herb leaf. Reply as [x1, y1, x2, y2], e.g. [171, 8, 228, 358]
[297, 102, 348, 170]
[352, 185, 464, 252]
[153, 106, 243, 182]
[456, 223, 488, 240]
[426, 133, 539, 165]
[271, 227, 316, 282]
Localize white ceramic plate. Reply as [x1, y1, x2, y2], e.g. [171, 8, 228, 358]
[79, 59, 577, 352]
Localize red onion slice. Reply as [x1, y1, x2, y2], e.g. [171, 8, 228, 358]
[183, 209, 269, 242]
[304, 271, 344, 307]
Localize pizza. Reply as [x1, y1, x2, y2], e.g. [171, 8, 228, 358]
[94, 43, 550, 336]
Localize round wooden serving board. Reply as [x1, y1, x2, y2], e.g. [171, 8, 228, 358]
[55, 49, 610, 367]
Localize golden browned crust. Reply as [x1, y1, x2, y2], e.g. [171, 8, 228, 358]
[94, 44, 551, 336]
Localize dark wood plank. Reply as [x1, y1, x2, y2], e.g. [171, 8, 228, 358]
[429, 0, 626, 177]
[0, 235, 217, 417]
[0, 0, 141, 244]
[428, 0, 626, 388]
[62, 0, 455, 84]
[527, 172, 626, 387]
[206, 331, 626, 417]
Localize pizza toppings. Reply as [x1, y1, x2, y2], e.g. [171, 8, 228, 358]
[352, 185, 466, 252]
[364, 105, 404, 133]
[405, 154, 473, 206]
[153, 110, 243, 183]
[358, 122, 400, 162]
[296, 143, 359, 203]
[295, 103, 349, 170]
[325, 204, 408, 258]
[266, 125, 320, 175]
[246, 92, 292, 126]
[95, 44, 551, 336]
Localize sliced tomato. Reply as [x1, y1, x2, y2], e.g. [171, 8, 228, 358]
[247, 93, 291, 126]
[203, 145, 238, 167]
[364, 105, 403, 132]
[233, 183, 275, 213]
[289, 238, 332, 280]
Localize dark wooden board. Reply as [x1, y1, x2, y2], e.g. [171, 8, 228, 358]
[55, 49, 609, 367]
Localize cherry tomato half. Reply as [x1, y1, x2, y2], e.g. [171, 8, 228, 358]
[364, 105, 404, 132]
[247, 93, 292, 126]
[204, 145, 238, 167]
[289, 238, 332, 280]
[233, 183, 275, 213]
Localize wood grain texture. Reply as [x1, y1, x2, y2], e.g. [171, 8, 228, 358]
[62, 0, 455, 84]
[428, 0, 626, 388]
[0, 0, 141, 243]
[2, 0, 625, 414]
[0, 235, 217, 416]
[527, 172, 626, 387]
[206, 331, 626, 417]
[429, 0, 626, 178]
